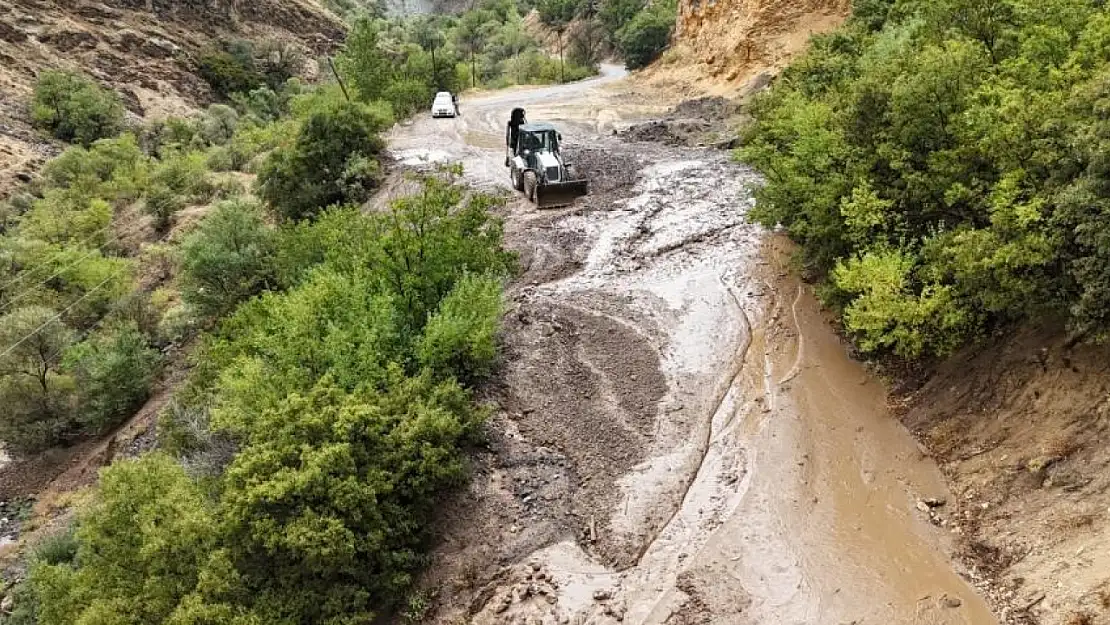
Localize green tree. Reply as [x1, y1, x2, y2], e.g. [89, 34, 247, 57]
[180, 199, 277, 318]
[417, 272, 503, 382]
[0, 306, 76, 452]
[215, 375, 482, 623]
[338, 18, 395, 102]
[365, 176, 516, 335]
[31, 70, 125, 146]
[65, 322, 162, 433]
[615, 0, 677, 69]
[199, 40, 265, 99]
[257, 101, 389, 221]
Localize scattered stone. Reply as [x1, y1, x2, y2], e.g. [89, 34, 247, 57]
[923, 497, 947, 508]
[593, 589, 611, 601]
[942, 594, 963, 608]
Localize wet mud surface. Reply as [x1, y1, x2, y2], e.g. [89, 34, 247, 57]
[386, 67, 998, 625]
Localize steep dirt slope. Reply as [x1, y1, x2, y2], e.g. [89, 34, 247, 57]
[643, 0, 850, 94]
[898, 327, 1110, 625]
[0, 0, 345, 197]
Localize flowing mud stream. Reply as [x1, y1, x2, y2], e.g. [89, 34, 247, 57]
[386, 67, 997, 625]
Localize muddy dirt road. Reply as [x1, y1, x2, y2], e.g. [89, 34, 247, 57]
[387, 67, 999, 625]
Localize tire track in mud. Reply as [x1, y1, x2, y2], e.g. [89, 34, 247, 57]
[777, 284, 805, 386]
[627, 274, 754, 571]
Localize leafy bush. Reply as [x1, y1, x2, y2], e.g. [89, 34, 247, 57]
[740, 0, 1110, 355]
[205, 145, 235, 172]
[615, 0, 676, 69]
[31, 527, 78, 566]
[19, 190, 113, 246]
[28, 453, 219, 625]
[215, 374, 482, 623]
[143, 184, 186, 232]
[180, 199, 276, 319]
[142, 151, 215, 229]
[253, 39, 306, 89]
[21, 172, 513, 625]
[199, 104, 239, 146]
[257, 100, 389, 220]
[150, 151, 215, 200]
[65, 322, 161, 434]
[31, 70, 125, 146]
[200, 39, 304, 100]
[198, 41, 264, 99]
[230, 86, 285, 123]
[418, 272, 503, 381]
[383, 77, 435, 118]
[42, 134, 148, 195]
[143, 117, 202, 157]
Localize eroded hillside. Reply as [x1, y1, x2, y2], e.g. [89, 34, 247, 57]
[645, 0, 849, 90]
[0, 0, 344, 196]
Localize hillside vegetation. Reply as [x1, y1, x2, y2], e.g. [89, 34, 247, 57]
[0, 0, 544, 618]
[741, 0, 1110, 358]
[531, 0, 678, 69]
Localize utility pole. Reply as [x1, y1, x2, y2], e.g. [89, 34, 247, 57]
[558, 27, 565, 83]
[431, 46, 437, 88]
[328, 57, 350, 101]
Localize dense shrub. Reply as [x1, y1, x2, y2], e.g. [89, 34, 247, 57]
[143, 151, 215, 229]
[198, 41, 264, 99]
[257, 100, 389, 220]
[65, 322, 161, 434]
[740, 0, 1110, 355]
[24, 174, 513, 624]
[199, 104, 240, 145]
[615, 0, 676, 69]
[31, 70, 125, 146]
[31, 527, 79, 566]
[418, 272, 503, 381]
[29, 454, 219, 625]
[180, 199, 276, 319]
[199, 39, 304, 100]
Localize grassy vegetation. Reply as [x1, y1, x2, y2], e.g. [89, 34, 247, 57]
[741, 0, 1110, 358]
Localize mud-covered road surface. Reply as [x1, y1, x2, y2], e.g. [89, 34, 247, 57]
[387, 66, 998, 625]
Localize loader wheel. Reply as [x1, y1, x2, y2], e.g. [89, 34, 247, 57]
[512, 167, 524, 192]
[523, 171, 537, 203]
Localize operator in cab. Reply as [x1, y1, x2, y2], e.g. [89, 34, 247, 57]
[506, 107, 526, 155]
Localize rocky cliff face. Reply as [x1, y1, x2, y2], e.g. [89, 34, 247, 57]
[0, 0, 345, 196]
[670, 0, 849, 82]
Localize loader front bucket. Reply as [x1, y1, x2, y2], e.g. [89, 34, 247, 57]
[535, 179, 588, 208]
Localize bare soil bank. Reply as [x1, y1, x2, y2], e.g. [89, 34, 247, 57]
[897, 327, 1110, 625]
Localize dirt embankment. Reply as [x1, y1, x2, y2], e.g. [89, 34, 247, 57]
[0, 0, 344, 198]
[640, 0, 849, 95]
[897, 328, 1110, 625]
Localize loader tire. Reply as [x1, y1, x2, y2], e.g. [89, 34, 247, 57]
[512, 167, 524, 191]
[524, 171, 537, 203]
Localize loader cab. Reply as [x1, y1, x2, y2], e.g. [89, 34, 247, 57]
[515, 123, 562, 164]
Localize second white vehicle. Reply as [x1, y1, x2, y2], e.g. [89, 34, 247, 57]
[431, 91, 457, 118]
